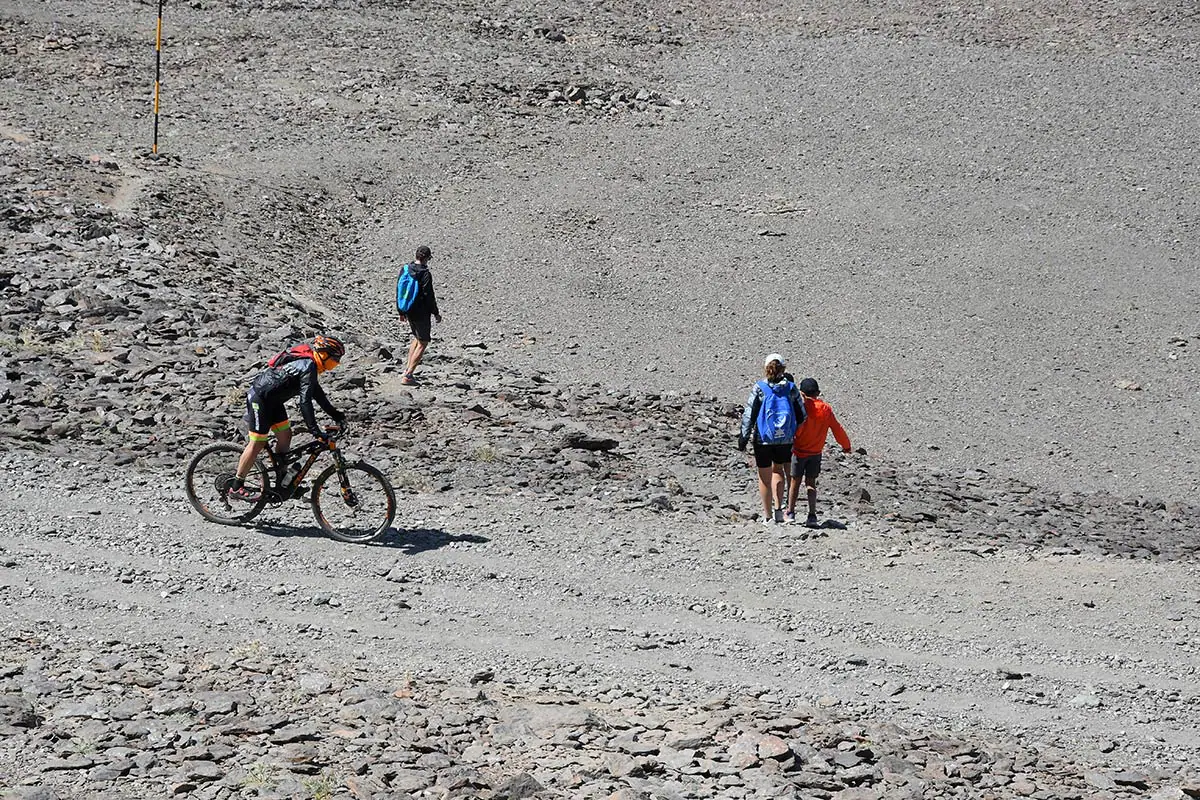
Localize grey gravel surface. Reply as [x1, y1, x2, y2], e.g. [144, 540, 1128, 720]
[3, 0, 1198, 497]
[2, 451, 1200, 798]
[2, 1, 1200, 798]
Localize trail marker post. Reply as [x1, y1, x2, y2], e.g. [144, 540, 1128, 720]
[152, 0, 164, 153]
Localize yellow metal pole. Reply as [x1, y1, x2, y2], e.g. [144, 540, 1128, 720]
[152, 0, 163, 153]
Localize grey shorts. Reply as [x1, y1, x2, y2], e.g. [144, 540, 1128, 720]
[790, 453, 822, 481]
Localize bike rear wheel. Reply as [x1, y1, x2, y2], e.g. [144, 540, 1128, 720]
[185, 443, 270, 525]
[311, 461, 395, 543]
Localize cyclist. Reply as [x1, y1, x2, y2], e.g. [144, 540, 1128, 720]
[228, 335, 346, 501]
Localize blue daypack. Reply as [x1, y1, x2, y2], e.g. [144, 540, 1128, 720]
[396, 263, 419, 313]
[755, 380, 798, 444]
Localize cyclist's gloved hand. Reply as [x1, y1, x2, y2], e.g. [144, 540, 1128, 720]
[736, 435, 748, 452]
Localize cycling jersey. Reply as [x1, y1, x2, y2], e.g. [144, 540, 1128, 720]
[249, 357, 340, 437]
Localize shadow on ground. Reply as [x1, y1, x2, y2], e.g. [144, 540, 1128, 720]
[253, 522, 489, 552]
[388, 527, 490, 554]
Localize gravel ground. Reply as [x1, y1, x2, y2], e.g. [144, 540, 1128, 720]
[1, 449, 1199, 797]
[2, 1, 1199, 798]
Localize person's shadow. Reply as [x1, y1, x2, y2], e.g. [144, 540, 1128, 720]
[385, 527, 490, 554]
[253, 523, 489, 553]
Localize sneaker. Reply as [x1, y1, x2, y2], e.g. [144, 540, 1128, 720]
[805, 514, 820, 528]
[773, 507, 785, 524]
[783, 511, 796, 525]
[761, 517, 774, 527]
[400, 372, 418, 386]
[228, 485, 260, 503]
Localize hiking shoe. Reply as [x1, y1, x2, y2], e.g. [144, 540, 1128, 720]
[400, 372, 419, 386]
[805, 514, 820, 528]
[783, 511, 796, 525]
[228, 485, 260, 503]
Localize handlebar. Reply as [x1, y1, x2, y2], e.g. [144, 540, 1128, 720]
[312, 421, 347, 448]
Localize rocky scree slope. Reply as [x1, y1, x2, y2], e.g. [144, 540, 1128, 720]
[3, 632, 1199, 800]
[1, 138, 1198, 559]
[3, 135, 1200, 798]
[6, 0, 1200, 506]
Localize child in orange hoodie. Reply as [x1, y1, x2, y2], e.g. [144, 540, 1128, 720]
[786, 378, 851, 527]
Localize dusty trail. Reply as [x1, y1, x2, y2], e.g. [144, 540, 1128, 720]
[3, 453, 1198, 774]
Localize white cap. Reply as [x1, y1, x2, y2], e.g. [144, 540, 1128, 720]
[764, 353, 786, 367]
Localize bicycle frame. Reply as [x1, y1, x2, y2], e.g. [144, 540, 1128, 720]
[186, 424, 393, 541]
[261, 435, 344, 501]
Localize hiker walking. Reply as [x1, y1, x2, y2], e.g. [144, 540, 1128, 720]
[396, 244, 441, 386]
[786, 377, 852, 527]
[738, 354, 806, 526]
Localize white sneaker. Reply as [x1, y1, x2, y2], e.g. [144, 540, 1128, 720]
[762, 517, 774, 527]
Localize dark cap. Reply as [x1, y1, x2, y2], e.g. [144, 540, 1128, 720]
[799, 377, 820, 396]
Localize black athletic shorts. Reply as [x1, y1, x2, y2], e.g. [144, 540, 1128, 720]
[407, 311, 432, 343]
[752, 442, 792, 469]
[790, 453, 823, 481]
[244, 392, 289, 443]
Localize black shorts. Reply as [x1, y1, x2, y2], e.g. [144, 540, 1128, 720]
[752, 442, 792, 469]
[407, 311, 432, 343]
[791, 453, 823, 481]
[244, 392, 289, 443]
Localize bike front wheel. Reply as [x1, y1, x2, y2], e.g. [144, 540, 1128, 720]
[185, 443, 269, 525]
[311, 461, 396, 544]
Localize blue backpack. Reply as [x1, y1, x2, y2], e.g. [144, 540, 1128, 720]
[755, 380, 798, 444]
[396, 263, 419, 313]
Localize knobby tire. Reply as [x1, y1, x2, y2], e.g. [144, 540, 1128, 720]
[311, 461, 395, 544]
[185, 443, 269, 525]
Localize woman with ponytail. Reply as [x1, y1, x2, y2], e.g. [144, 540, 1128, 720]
[738, 354, 806, 525]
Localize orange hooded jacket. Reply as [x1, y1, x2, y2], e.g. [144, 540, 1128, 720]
[792, 396, 851, 457]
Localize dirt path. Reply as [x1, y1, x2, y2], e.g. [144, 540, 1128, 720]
[4, 450, 1197, 776]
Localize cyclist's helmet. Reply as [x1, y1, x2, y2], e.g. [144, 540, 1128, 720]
[312, 335, 344, 374]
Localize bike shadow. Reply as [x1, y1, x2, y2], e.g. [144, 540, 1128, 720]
[253, 523, 489, 553]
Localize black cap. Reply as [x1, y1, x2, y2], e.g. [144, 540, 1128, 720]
[799, 377, 820, 396]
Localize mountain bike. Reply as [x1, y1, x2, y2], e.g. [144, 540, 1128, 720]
[184, 425, 395, 544]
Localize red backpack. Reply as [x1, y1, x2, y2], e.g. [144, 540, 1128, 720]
[266, 344, 314, 368]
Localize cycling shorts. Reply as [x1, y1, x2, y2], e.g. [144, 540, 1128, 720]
[244, 392, 290, 442]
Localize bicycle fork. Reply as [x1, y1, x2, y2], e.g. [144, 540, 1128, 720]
[330, 450, 360, 509]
